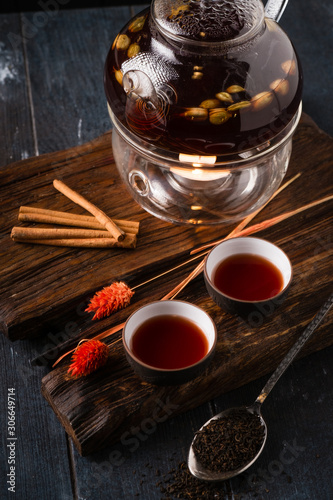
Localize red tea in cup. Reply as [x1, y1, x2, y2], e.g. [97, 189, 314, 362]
[213, 253, 284, 301]
[131, 315, 209, 369]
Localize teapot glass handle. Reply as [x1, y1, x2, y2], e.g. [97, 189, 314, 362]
[264, 0, 289, 22]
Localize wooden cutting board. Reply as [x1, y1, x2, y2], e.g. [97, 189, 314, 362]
[1, 114, 332, 456]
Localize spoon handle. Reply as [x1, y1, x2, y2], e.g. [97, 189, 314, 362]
[255, 292, 333, 405]
[264, 0, 289, 22]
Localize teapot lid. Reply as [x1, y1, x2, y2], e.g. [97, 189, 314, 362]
[152, 0, 264, 47]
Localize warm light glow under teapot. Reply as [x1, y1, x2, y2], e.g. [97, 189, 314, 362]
[104, 0, 302, 225]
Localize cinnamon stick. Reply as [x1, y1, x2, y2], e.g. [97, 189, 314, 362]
[18, 211, 139, 234]
[11, 226, 134, 241]
[53, 179, 125, 241]
[19, 206, 140, 233]
[12, 235, 136, 249]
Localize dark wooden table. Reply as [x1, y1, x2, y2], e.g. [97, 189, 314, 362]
[0, 2, 332, 499]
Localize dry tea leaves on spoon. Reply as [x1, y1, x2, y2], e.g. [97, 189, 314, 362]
[192, 408, 265, 473]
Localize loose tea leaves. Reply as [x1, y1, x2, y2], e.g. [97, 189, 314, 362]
[158, 461, 227, 499]
[192, 408, 265, 473]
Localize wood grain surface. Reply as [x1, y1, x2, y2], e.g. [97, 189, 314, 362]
[1, 3, 332, 499]
[33, 114, 332, 456]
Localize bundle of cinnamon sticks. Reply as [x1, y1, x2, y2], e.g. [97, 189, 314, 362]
[11, 179, 140, 249]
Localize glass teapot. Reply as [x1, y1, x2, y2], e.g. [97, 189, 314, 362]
[104, 0, 302, 225]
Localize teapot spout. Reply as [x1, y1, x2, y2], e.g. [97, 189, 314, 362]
[264, 0, 289, 22]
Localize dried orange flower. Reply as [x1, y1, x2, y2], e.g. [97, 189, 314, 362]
[67, 339, 109, 378]
[85, 281, 134, 320]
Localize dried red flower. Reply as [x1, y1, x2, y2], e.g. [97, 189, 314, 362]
[67, 339, 109, 377]
[85, 281, 134, 320]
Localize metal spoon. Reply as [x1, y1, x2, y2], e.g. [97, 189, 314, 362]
[188, 292, 333, 482]
[264, 0, 289, 22]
